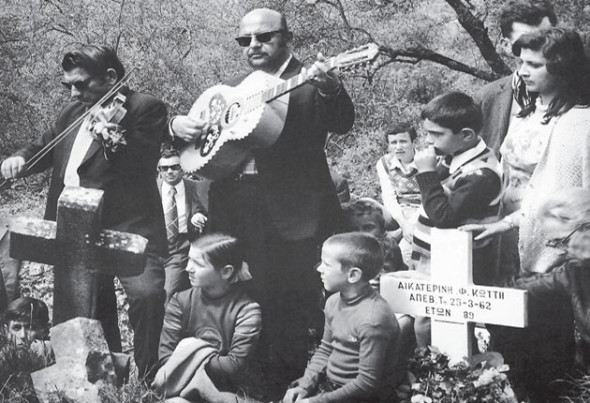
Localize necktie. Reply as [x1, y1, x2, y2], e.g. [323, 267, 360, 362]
[513, 73, 531, 110]
[165, 186, 179, 250]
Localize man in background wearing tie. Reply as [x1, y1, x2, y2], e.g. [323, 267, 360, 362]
[157, 148, 207, 303]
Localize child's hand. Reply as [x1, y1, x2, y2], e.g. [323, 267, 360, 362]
[283, 386, 309, 403]
[414, 145, 437, 173]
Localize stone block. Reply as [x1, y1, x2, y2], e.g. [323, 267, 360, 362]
[31, 317, 117, 403]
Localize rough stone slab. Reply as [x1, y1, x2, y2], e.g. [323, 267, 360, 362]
[9, 218, 58, 263]
[31, 318, 117, 403]
[95, 229, 148, 277]
[59, 186, 104, 212]
[31, 367, 104, 403]
[50, 317, 112, 364]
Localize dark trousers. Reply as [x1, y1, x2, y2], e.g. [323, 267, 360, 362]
[94, 252, 166, 380]
[163, 235, 191, 304]
[209, 177, 325, 381]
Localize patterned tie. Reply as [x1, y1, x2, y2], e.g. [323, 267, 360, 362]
[513, 73, 531, 110]
[165, 186, 179, 250]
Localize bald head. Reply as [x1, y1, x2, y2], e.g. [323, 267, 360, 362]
[237, 8, 292, 73]
[239, 8, 288, 35]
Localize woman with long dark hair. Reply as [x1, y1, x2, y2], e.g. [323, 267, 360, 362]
[463, 28, 590, 402]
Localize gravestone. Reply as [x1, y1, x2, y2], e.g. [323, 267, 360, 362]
[31, 317, 121, 403]
[9, 186, 148, 324]
[381, 228, 528, 359]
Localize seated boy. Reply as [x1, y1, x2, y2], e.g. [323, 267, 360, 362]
[412, 91, 502, 286]
[376, 123, 421, 264]
[3, 296, 52, 357]
[342, 199, 407, 274]
[283, 232, 403, 403]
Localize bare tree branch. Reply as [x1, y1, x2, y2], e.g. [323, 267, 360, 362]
[378, 44, 499, 81]
[312, 0, 509, 81]
[445, 0, 511, 76]
[115, 0, 126, 52]
[46, 24, 74, 37]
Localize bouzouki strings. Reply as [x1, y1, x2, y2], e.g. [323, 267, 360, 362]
[180, 43, 380, 180]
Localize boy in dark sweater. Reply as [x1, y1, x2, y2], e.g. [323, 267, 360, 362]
[283, 232, 402, 403]
[412, 92, 502, 286]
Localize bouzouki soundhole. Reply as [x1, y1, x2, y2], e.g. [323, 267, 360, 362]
[223, 102, 242, 127]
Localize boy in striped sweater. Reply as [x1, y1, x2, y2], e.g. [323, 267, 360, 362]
[411, 92, 502, 286]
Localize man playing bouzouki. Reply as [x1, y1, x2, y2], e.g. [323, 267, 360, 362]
[169, 8, 355, 396]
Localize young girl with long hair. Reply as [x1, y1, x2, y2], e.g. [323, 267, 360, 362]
[154, 233, 261, 401]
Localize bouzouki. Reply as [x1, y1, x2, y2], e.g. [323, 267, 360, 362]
[179, 43, 380, 180]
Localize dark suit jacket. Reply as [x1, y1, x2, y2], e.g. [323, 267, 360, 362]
[211, 57, 355, 241]
[157, 177, 207, 241]
[475, 75, 514, 157]
[14, 88, 168, 256]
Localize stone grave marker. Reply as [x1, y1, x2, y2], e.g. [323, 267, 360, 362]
[381, 228, 528, 359]
[31, 317, 125, 403]
[9, 186, 148, 324]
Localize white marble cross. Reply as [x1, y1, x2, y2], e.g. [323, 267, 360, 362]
[381, 228, 528, 359]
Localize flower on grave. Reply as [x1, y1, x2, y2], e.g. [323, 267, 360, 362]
[411, 395, 432, 403]
[408, 346, 518, 403]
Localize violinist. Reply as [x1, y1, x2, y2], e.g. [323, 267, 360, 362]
[0, 45, 168, 380]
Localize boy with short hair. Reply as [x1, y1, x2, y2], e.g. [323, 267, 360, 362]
[412, 92, 502, 285]
[283, 232, 402, 403]
[376, 123, 421, 266]
[342, 199, 407, 274]
[3, 297, 51, 353]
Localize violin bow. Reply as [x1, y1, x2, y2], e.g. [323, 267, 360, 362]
[0, 67, 137, 191]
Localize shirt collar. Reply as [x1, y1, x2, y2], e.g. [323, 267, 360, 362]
[448, 138, 487, 174]
[162, 180, 185, 195]
[388, 154, 417, 174]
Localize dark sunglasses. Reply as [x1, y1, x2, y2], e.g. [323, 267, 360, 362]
[158, 164, 182, 172]
[61, 77, 93, 91]
[546, 222, 590, 248]
[235, 30, 283, 47]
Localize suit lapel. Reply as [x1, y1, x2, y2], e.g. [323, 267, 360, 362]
[497, 78, 515, 137]
[281, 57, 302, 80]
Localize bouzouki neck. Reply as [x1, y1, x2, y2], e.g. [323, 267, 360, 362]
[263, 43, 380, 103]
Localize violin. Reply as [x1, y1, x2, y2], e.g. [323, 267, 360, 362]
[0, 68, 136, 191]
[88, 92, 129, 158]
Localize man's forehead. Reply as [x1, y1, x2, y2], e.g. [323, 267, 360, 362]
[239, 10, 283, 35]
[63, 67, 91, 80]
[508, 16, 553, 43]
[159, 156, 180, 165]
[387, 132, 412, 141]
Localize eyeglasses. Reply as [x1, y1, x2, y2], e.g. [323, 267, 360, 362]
[545, 222, 590, 248]
[235, 30, 283, 47]
[61, 77, 93, 91]
[158, 164, 181, 172]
